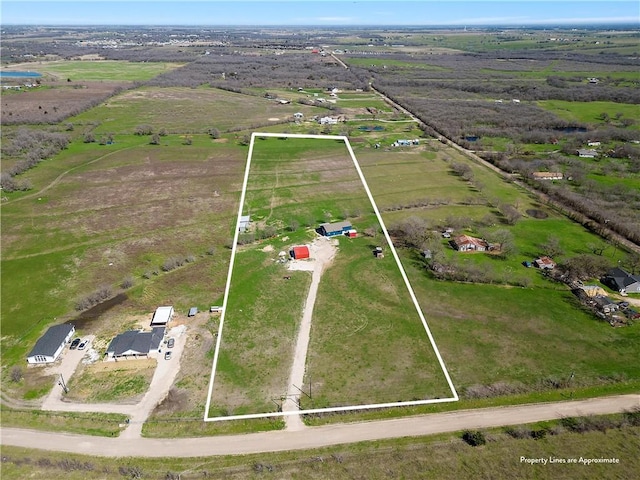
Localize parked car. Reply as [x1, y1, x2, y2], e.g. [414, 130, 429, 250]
[78, 340, 87, 350]
[167, 337, 175, 348]
[70, 338, 81, 350]
[164, 351, 172, 360]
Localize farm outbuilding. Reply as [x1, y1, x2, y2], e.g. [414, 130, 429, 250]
[318, 221, 352, 237]
[291, 245, 310, 259]
[238, 215, 251, 233]
[27, 323, 75, 364]
[151, 306, 174, 326]
[188, 307, 198, 317]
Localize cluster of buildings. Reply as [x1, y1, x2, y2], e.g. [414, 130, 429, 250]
[26, 306, 176, 365]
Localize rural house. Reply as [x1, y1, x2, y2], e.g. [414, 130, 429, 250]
[577, 149, 598, 158]
[27, 323, 75, 364]
[532, 172, 563, 181]
[603, 267, 640, 295]
[318, 220, 352, 237]
[319, 116, 338, 125]
[151, 306, 174, 326]
[451, 234, 488, 252]
[534, 256, 557, 270]
[106, 327, 165, 359]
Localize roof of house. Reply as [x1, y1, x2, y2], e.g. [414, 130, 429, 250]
[320, 220, 352, 234]
[453, 234, 487, 248]
[535, 256, 556, 267]
[107, 327, 165, 356]
[577, 149, 597, 156]
[27, 323, 75, 358]
[532, 172, 563, 179]
[606, 267, 640, 289]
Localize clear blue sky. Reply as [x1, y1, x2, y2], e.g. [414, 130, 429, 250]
[1, 1, 638, 26]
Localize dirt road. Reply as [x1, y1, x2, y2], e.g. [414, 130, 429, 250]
[282, 237, 337, 431]
[2, 394, 637, 458]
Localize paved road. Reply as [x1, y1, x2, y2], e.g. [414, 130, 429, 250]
[2, 394, 637, 458]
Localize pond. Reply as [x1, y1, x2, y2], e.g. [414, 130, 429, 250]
[0, 71, 42, 78]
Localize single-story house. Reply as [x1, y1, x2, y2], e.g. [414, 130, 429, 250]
[318, 220, 352, 237]
[27, 323, 75, 364]
[602, 267, 640, 294]
[577, 149, 598, 158]
[291, 245, 310, 260]
[592, 295, 619, 314]
[451, 235, 488, 252]
[106, 327, 165, 359]
[239, 215, 251, 233]
[532, 172, 563, 181]
[393, 139, 420, 147]
[151, 306, 174, 326]
[319, 116, 338, 125]
[534, 256, 557, 270]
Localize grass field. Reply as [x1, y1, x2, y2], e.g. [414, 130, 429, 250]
[537, 100, 640, 127]
[68, 86, 326, 135]
[23, 60, 184, 82]
[208, 136, 454, 418]
[1, 60, 638, 436]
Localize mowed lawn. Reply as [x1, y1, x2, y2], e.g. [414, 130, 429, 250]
[209, 136, 454, 416]
[68, 86, 325, 134]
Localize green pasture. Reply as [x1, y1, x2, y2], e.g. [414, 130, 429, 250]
[1, 133, 247, 365]
[67, 86, 323, 134]
[209, 136, 453, 415]
[402, 256, 640, 392]
[306, 235, 453, 408]
[537, 100, 640, 127]
[208, 248, 313, 416]
[344, 56, 451, 71]
[32, 60, 183, 82]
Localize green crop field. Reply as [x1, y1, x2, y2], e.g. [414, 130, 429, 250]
[30, 60, 184, 82]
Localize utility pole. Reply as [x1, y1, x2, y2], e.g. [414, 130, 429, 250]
[58, 373, 69, 394]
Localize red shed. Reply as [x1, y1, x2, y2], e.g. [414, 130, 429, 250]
[291, 245, 310, 260]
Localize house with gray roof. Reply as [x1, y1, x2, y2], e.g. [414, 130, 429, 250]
[27, 323, 75, 364]
[603, 267, 640, 295]
[106, 327, 165, 359]
[318, 220, 352, 237]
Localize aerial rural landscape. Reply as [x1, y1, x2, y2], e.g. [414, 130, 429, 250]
[1, 1, 639, 478]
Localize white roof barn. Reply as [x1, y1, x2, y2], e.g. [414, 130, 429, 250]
[27, 323, 75, 364]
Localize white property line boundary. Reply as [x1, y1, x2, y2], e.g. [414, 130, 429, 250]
[204, 132, 458, 422]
